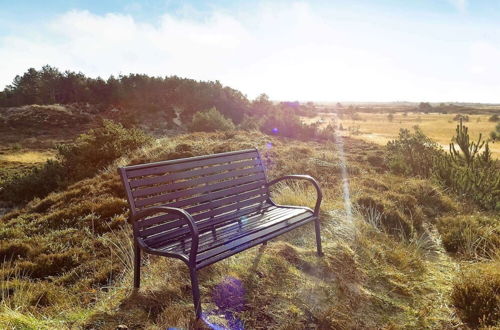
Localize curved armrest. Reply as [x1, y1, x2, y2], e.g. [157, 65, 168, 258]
[130, 206, 199, 263]
[267, 175, 323, 216]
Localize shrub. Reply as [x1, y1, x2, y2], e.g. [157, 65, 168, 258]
[453, 114, 469, 122]
[315, 124, 336, 141]
[0, 120, 152, 204]
[356, 195, 413, 237]
[0, 160, 65, 204]
[488, 114, 499, 122]
[260, 112, 313, 138]
[451, 261, 500, 327]
[188, 107, 235, 132]
[385, 126, 440, 177]
[437, 215, 500, 258]
[239, 114, 262, 131]
[57, 120, 153, 180]
[491, 123, 500, 141]
[434, 120, 499, 210]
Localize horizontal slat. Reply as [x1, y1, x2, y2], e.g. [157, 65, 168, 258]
[196, 212, 314, 269]
[127, 151, 258, 178]
[143, 202, 273, 247]
[132, 166, 264, 198]
[140, 194, 269, 239]
[161, 206, 302, 253]
[137, 188, 270, 229]
[124, 149, 255, 171]
[195, 209, 308, 261]
[136, 180, 266, 211]
[134, 172, 266, 208]
[129, 159, 260, 188]
[192, 195, 267, 221]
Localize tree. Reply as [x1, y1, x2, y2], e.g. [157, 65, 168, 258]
[188, 107, 235, 132]
[250, 93, 273, 117]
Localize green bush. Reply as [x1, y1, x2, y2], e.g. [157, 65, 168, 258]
[451, 262, 500, 328]
[386, 126, 441, 177]
[437, 215, 500, 258]
[57, 120, 153, 180]
[0, 160, 65, 204]
[387, 121, 499, 211]
[188, 107, 235, 132]
[0, 120, 152, 204]
[434, 120, 499, 211]
[260, 112, 312, 138]
[239, 114, 262, 131]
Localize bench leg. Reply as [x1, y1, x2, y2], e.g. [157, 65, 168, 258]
[133, 241, 141, 289]
[189, 268, 202, 319]
[314, 218, 324, 257]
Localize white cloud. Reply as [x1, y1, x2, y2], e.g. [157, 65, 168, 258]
[0, 2, 499, 102]
[447, 0, 467, 12]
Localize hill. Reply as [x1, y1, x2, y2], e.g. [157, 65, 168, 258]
[1, 129, 498, 328]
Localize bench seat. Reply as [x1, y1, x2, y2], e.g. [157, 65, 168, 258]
[143, 204, 314, 269]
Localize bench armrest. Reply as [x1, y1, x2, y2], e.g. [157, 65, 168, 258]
[267, 175, 323, 216]
[131, 206, 199, 263]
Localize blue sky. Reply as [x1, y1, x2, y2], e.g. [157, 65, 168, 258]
[1, 0, 500, 102]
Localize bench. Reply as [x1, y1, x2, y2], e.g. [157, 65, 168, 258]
[118, 148, 323, 318]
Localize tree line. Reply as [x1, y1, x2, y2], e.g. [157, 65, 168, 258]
[0, 65, 316, 124]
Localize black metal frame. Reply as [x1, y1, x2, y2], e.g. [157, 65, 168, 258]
[121, 149, 324, 320]
[266, 174, 323, 256]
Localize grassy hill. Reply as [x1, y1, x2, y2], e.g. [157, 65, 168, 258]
[1, 128, 497, 329]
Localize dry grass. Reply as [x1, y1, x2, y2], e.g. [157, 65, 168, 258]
[0, 130, 489, 328]
[305, 112, 500, 157]
[0, 151, 54, 164]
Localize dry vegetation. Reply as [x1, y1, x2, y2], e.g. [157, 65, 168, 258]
[305, 112, 500, 158]
[1, 127, 497, 329]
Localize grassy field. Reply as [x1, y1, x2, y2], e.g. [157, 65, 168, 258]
[0, 131, 464, 328]
[305, 112, 499, 158]
[0, 107, 498, 328]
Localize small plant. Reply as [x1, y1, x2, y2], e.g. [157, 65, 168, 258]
[350, 113, 362, 121]
[385, 126, 440, 177]
[491, 122, 500, 141]
[453, 114, 469, 122]
[451, 261, 500, 328]
[387, 113, 394, 122]
[188, 107, 235, 132]
[239, 114, 262, 131]
[11, 144, 22, 152]
[437, 215, 500, 259]
[488, 114, 499, 122]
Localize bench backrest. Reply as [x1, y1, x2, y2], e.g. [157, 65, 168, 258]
[119, 149, 270, 243]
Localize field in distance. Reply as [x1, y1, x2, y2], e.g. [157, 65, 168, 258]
[307, 112, 499, 158]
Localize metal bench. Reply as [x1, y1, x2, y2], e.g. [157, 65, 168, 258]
[118, 149, 323, 318]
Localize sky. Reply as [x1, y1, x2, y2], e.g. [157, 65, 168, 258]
[1, 0, 500, 103]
